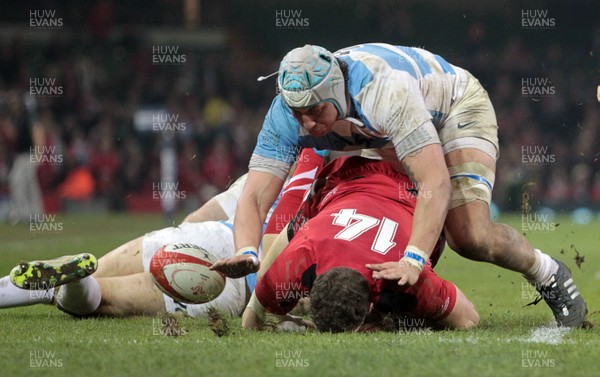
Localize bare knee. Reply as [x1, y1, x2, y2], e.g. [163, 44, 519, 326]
[446, 225, 493, 262]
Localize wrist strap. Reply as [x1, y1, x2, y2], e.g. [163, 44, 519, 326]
[238, 247, 259, 266]
[401, 245, 428, 271]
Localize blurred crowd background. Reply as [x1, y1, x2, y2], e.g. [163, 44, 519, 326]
[0, 0, 599, 221]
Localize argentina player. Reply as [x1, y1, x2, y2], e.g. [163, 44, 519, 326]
[212, 43, 587, 328]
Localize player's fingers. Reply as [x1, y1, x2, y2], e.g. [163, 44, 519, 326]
[371, 265, 394, 279]
[209, 259, 226, 270]
[397, 274, 409, 286]
[379, 269, 400, 280]
[366, 263, 384, 271]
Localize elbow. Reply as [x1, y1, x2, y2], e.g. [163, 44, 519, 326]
[461, 311, 480, 330]
[427, 174, 451, 207]
[441, 176, 452, 207]
[459, 301, 480, 330]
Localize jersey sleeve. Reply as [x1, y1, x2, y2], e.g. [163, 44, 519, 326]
[249, 96, 301, 181]
[264, 148, 324, 235]
[356, 71, 440, 160]
[408, 264, 457, 321]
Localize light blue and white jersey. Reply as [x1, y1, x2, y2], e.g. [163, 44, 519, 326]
[250, 43, 469, 180]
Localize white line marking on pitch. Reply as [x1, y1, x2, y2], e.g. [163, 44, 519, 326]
[523, 325, 571, 345]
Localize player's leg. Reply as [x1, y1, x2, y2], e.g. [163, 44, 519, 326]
[96, 221, 243, 318]
[94, 273, 165, 317]
[99, 175, 248, 277]
[443, 148, 536, 271]
[0, 275, 54, 308]
[444, 147, 586, 327]
[3, 253, 101, 314]
[2, 235, 153, 309]
[183, 173, 248, 223]
[440, 73, 586, 327]
[96, 272, 247, 318]
[182, 198, 228, 223]
[94, 237, 145, 278]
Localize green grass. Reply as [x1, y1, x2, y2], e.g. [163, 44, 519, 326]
[0, 214, 599, 377]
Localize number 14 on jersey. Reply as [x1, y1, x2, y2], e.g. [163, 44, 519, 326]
[330, 209, 399, 255]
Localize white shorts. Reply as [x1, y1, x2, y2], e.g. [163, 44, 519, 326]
[142, 221, 248, 317]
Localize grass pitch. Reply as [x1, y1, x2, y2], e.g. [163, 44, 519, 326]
[0, 213, 598, 377]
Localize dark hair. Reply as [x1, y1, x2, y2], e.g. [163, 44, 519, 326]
[310, 267, 371, 333]
[336, 57, 349, 83]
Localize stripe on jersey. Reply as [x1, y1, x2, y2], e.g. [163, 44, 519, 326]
[397, 46, 432, 76]
[350, 44, 419, 79]
[339, 57, 376, 132]
[434, 54, 456, 75]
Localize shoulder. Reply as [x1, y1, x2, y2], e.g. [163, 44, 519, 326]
[265, 95, 297, 126]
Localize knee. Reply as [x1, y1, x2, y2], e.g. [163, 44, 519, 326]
[446, 227, 493, 262]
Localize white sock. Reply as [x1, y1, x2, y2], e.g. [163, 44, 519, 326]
[0, 276, 54, 308]
[524, 249, 559, 286]
[55, 276, 101, 316]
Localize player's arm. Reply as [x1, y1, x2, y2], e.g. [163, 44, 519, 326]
[242, 223, 292, 329]
[368, 140, 450, 285]
[400, 142, 450, 275]
[431, 284, 479, 329]
[356, 285, 479, 331]
[211, 170, 284, 278]
[366, 73, 451, 286]
[211, 96, 300, 278]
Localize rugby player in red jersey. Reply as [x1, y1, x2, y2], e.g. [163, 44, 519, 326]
[243, 156, 479, 332]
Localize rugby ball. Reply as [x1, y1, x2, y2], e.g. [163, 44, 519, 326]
[150, 243, 226, 304]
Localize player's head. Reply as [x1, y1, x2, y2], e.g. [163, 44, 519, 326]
[278, 45, 347, 118]
[310, 267, 371, 333]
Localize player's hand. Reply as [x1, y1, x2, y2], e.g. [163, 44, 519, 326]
[210, 255, 259, 278]
[366, 260, 421, 286]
